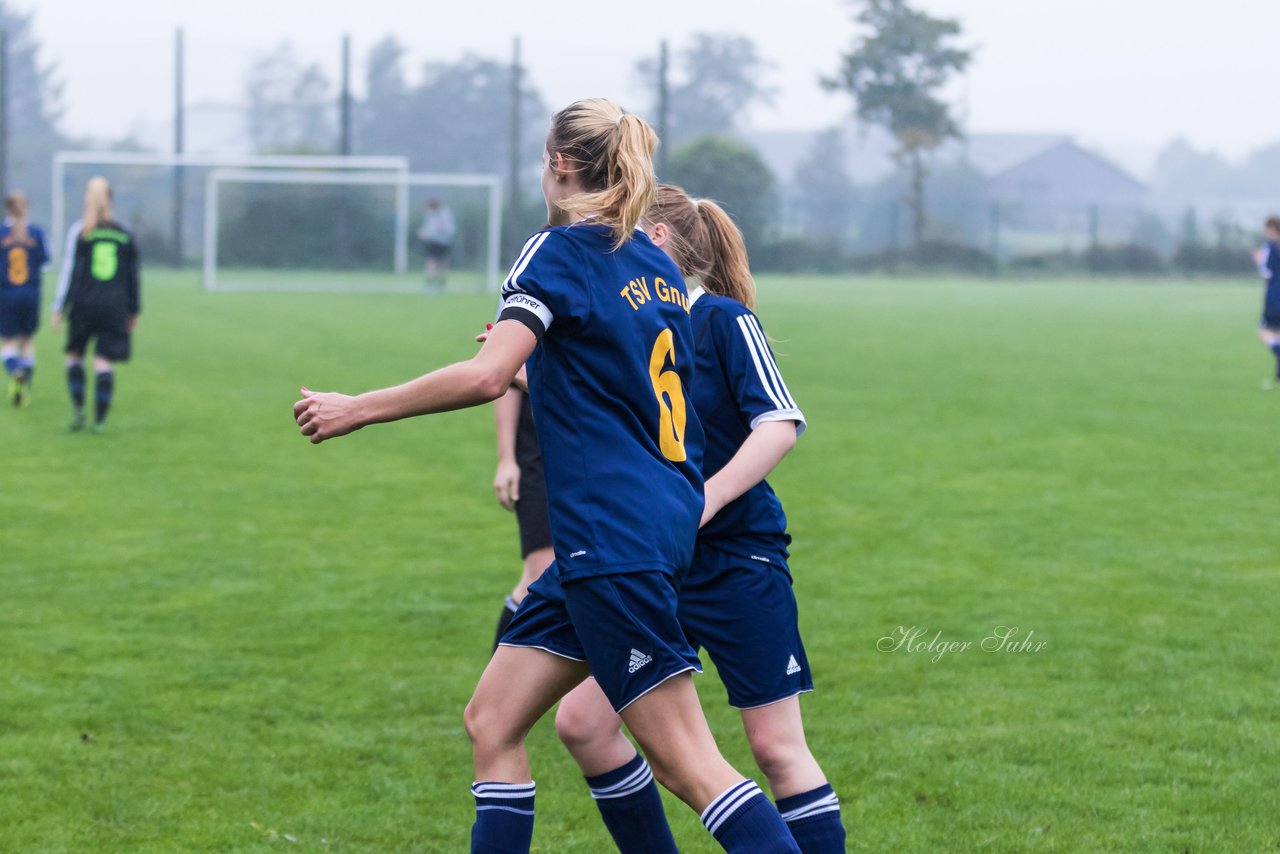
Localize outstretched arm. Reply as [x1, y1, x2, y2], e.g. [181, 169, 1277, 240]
[294, 320, 537, 444]
[700, 420, 798, 527]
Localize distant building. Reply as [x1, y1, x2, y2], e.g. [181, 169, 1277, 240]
[979, 138, 1147, 230]
[745, 125, 1147, 242]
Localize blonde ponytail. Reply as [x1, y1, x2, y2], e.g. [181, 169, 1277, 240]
[643, 184, 756, 309]
[81, 177, 114, 238]
[549, 99, 658, 249]
[696, 198, 756, 309]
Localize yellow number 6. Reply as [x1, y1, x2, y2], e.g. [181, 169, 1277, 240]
[649, 328, 687, 462]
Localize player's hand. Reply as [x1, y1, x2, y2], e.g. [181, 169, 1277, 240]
[512, 364, 528, 393]
[128, 315, 138, 330]
[51, 311, 63, 329]
[475, 322, 494, 344]
[494, 459, 521, 511]
[294, 386, 364, 444]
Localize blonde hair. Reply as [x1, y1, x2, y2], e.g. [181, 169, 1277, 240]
[4, 191, 29, 243]
[548, 98, 658, 249]
[81, 177, 114, 238]
[645, 184, 756, 309]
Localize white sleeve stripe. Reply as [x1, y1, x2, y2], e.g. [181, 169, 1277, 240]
[52, 221, 81, 313]
[736, 315, 785, 411]
[504, 233, 543, 286]
[1261, 245, 1272, 279]
[745, 316, 798, 410]
[503, 232, 550, 294]
[738, 314, 797, 410]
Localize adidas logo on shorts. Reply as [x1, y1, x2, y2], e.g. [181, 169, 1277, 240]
[628, 648, 653, 674]
[786, 654, 802, 676]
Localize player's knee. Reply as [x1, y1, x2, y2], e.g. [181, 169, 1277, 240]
[553, 700, 618, 754]
[747, 727, 808, 784]
[464, 695, 504, 751]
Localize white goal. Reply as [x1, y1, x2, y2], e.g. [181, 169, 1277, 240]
[203, 168, 503, 294]
[51, 151, 412, 272]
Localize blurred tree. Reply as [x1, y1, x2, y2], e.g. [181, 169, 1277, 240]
[666, 135, 775, 251]
[636, 34, 775, 149]
[407, 54, 546, 174]
[824, 0, 972, 250]
[794, 128, 855, 243]
[245, 43, 335, 154]
[1, 2, 69, 222]
[854, 160, 985, 251]
[1148, 138, 1241, 206]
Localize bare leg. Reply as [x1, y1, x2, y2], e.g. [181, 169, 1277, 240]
[555, 677, 633, 776]
[740, 697, 828, 799]
[465, 645, 590, 781]
[618, 673, 745, 812]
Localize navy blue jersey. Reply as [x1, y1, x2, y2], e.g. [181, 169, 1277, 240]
[497, 223, 704, 582]
[689, 287, 806, 563]
[1261, 241, 1280, 322]
[0, 224, 49, 293]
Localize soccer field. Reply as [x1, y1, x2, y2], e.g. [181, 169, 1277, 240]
[2, 272, 1275, 852]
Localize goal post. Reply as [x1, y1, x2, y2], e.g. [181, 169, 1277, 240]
[203, 168, 503, 294]
[51, 151, 412, 271]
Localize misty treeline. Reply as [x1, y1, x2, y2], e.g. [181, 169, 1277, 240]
[8, 0, 1275, 276]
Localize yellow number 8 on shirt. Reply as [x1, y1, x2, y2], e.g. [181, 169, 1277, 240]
[7, 247, 28, 286]
[649, 328, 687, 462]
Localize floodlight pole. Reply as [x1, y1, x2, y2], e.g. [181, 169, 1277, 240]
[340, 35, 352, 156]
[656, 40, 669, 176]
[508, 37, 523, 249]
[0, 28, 8, 199]
[173, 27, 185, 267]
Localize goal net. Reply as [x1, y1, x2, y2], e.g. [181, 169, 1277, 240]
[204, 169, 503, 294]
[51, 151, 411, 273]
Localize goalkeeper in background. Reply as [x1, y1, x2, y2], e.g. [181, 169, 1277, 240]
[417, 198, 456, 291]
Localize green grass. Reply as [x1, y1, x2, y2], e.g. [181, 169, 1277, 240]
[1, 272, 1277, 852]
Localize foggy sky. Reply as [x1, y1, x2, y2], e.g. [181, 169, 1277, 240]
[21, 0, 1280, 173]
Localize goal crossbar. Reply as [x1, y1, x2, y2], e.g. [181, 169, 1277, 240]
[203, 168, 504, 293]
[51, 151, 412, 270]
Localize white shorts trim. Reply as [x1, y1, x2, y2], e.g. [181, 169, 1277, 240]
[497, 642, 588, 663]
[730, 686, 814, 712]
[615, 664, 703, 713]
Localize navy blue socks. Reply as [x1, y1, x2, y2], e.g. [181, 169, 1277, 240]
[470, 781, 535, 853]
[66, 362, 86, 410]
[585, 753, 677, 854]
[776, 783, 845, 853]
[701, 779, 800, 853]
[94, 370, 114, 424]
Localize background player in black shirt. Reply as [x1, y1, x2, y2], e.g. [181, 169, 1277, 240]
[51, 177, 141, 432]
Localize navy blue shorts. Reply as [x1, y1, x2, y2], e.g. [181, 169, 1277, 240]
[678, 542, 813, 709]
[500, 562, 703, 712]
[0, 290, 39, 338]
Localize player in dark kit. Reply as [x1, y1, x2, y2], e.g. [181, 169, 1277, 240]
[295, 99, 800, 853]
[0, 192, 50, 406]
[553, 186, 845, 853]
[51, 178, 141, 432]
[1254, 216, 1280, 387]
